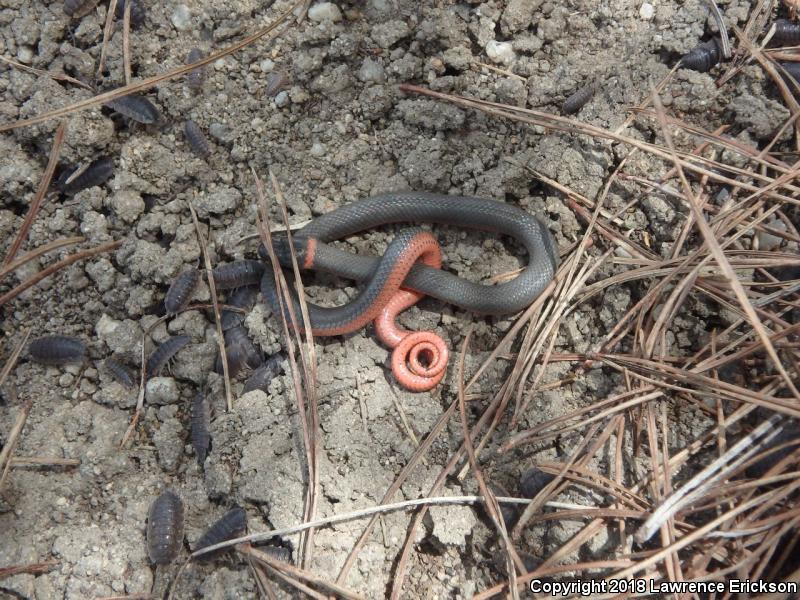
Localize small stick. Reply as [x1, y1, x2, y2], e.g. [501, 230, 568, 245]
[0, 239, 121, 307]
[10, 456, 80, 467]
[97, 0, 119, 78]
[0, 329, 31, 389]
[0, 559, 58, 580]
[0, 56, 93, 90]
[2, 121, 67, 266]
[187, 199, 233, 412]
[0, 392, 33, 490]
[0, 236, 85, 281]
[123, 1, 132, 85]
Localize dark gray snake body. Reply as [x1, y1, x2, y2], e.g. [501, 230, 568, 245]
[260, 192, 558, 331]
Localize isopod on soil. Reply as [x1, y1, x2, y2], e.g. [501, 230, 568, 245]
[519, 466, 555, 499]
[242, 355, 282, 394]
[216, 326, 262, 377]
[681, 37, 722, 72]
[194, 506, 247, 560]
[104, 93, 160, 124]
[164, 269, 200, 315]
[261, 545, 292, 563]
[56, 157, 114, 195]
[64, 0, 99, 18]
[221, 285, 258, 330]
[212, 260, 265, 290]
[772, 19, 800, 45]
[115, 0, 145, 28]
[146, 490, 184, 565]
[28, 335, 87, 366]
[265, 71, 289, 97]
[104, 357, 137, 388]
[184, 120, 211, 158]
[191, 392, 211, 466]
[562, 81, 598, 115]
[186, 48, 205, 90]
[145, 335, 190, 379]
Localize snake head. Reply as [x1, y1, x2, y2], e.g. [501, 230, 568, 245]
[257, 234, 311, 269]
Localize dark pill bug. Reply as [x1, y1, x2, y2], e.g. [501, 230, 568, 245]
[221, 285, 258, 330]
[519, 466, 556, 499]
[681, 37, 722, 72]
[64, 0, 100, 18]
[146, 490, 185, 565]
[104, 358, 137, 388]
[216, 326, 263, 377]
[242, 355, 282, 394]
[186, 48, 205, 90]
[115, 0, 145, 28]
[145, 335, 190, 379]
[57, 157, 114, 195]
[28, 335, 87, 366]
[261, 545, 292, 563]
[164, 269, 200, 315]
[104, 93, 160, 124]
[562, 81, 598, 115]
[772, 19, 800, 45]
[191, 392, 211, 466]
[212, 260, 265, 290]
[184, 120, 211, 159]
[779, 61, 800, 90]
[194, 506, 247, 561]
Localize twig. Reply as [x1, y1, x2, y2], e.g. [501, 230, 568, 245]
[0, 330, 31, 389]
[122, 1, 132, 85]
[0, 392, 33, 490]
[0, 559, 58, 580]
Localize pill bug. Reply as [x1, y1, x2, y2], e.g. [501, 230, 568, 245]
[681, 37, 722, 72]
[261, 545, 292, 563]
[772, 19, 800, 45]
[212, 260, 265, 290]
[191, 392, 211, 465]
[104, 93, 160, 124]
[146, 490, 185, 565]
[145, 335, 190, 379]
[242, 355, 282, 394]
[56, 157, 114, 195]
[221, 285, 258, 330]
[186, 48, 205, 90]
[216, 326, 263, 377]
[265, 71, 289, 97]
[28, 335, 87, 366]
[184, 120, 211, 158]
[104, 357, 137, 388]
[115, 0, 145, 27]
[64, 0, 100, 18]
[780, 61, 800, 88]
[519, 467, 555, 498]
[194, 506, 247, 561]
[562, 81, 598, 115]
[164, 269, 200, 315]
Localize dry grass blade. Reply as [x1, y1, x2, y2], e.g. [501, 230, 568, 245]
[0, 391, 33, 490]
[97, 0, 119, 78]
[0, 239, 121, 307]
[651, 89, 800, 399]
[187, 198, 233, 412]
[0, 559, 58, 579]
[2, 121, 67, 266]
[0, 56, 93, 90]
[0, 329, 31, 390]
[9, 456, 80, 467]
[0, 236, 85, 282]
[123, 1, 132, 85]
[0, 1, 301, 133]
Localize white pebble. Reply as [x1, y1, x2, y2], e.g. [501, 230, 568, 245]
[639, 3, 655, 20]
[259, 58, 275, 73]
[170, 4, 192, 31]
[274, 90, 290, 107]
[308, 2, 342, 22]
[485, 40, 515, 65]
[310, 142, 326, 157]
[17, 46, 33, 64]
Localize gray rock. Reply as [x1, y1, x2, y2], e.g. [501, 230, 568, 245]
[145, 377, 180, 405]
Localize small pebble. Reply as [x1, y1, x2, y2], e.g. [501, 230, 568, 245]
[639, 2, 654, 20]
[274, 91, 290, 108]
[17, 46, 33, 64]
[310, 142, 325, 157]
[308, 2, 342, 22]
[259, 59, 275, 73]
[170, 4, 191, 30]
[485, 40, 515, 65]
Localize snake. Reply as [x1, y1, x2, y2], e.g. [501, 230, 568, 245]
[259, 192, 558, 391]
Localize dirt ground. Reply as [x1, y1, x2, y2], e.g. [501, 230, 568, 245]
[0, 0, 797, 598]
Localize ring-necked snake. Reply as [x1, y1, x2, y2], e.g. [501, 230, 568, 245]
[259, 192, 558, 391]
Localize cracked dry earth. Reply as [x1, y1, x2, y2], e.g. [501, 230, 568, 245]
[1, 0, 798, 598]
